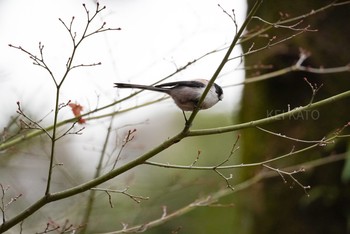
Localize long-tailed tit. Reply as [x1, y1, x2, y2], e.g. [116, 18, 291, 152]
[114, 79, 224, 112]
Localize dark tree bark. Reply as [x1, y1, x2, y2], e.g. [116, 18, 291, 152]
[240, 1, 350, 233]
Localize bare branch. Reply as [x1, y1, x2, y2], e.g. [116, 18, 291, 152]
[304, 77, 323, 106]
[81, 3, 121, 40]
[0, 184, 7, 224]
[190, 150, 201, 167]
[105, 190, 114, 208]
[55, 122, 85, 141]
[36, 219, 84, 234]
[295, 48, 311, 67]
[58, 100, 71, 111]
[230, 26, 311, 62]
[0, 184, 22, 224]
[334, 0, 350, 6]
[16, 101, 52, 139]
[112, 129, 137, 170]
[213, 169, 234, 190]
[70, 62, 102, 70]
[57, 3, 121, 84]
[262, 164, 311, 196]
[8, 43, 57, 86]
[252, 16, 317, 32]
[91, 187, 149, 204]
[256, 126, 327, 144]
[58, 17, 76, 44]
[213, 135, 240, 190]
[231, 54, 350, 88]
[218, 4, 238, 35]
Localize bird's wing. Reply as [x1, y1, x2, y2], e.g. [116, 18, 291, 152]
[155, 80, 206, 89]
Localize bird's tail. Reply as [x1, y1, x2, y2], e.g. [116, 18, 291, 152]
[114, 83, 168, 92]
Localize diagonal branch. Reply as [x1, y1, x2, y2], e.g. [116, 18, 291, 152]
[184, 0, 264, 129]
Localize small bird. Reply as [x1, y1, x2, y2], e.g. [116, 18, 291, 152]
[114, 79, 223, 121]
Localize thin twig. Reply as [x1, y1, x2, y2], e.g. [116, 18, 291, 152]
[252, 16, 317, 32]
[256, 126, 327, 144]
[55, 122, 85, 141]
[218, 4, 238, 35]
[91, 187, 149, 204]
[304, 77, 323, 106]
[213, 169, 235, 190]
[112, 129, 137, 170]
[190, 150, 201, 167]
[70, 62, 102, 70]
[230, 26, 312, 62]
[16, 102, 52, 139]
[0, 185, 22, 224]
[212, 135, 240, 190]
[8, 43, 57, 86]
[262, 164, 311, 196]
[0, 184, 7, 224]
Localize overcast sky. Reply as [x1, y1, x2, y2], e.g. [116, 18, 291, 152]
[0, 0, 246, 127]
